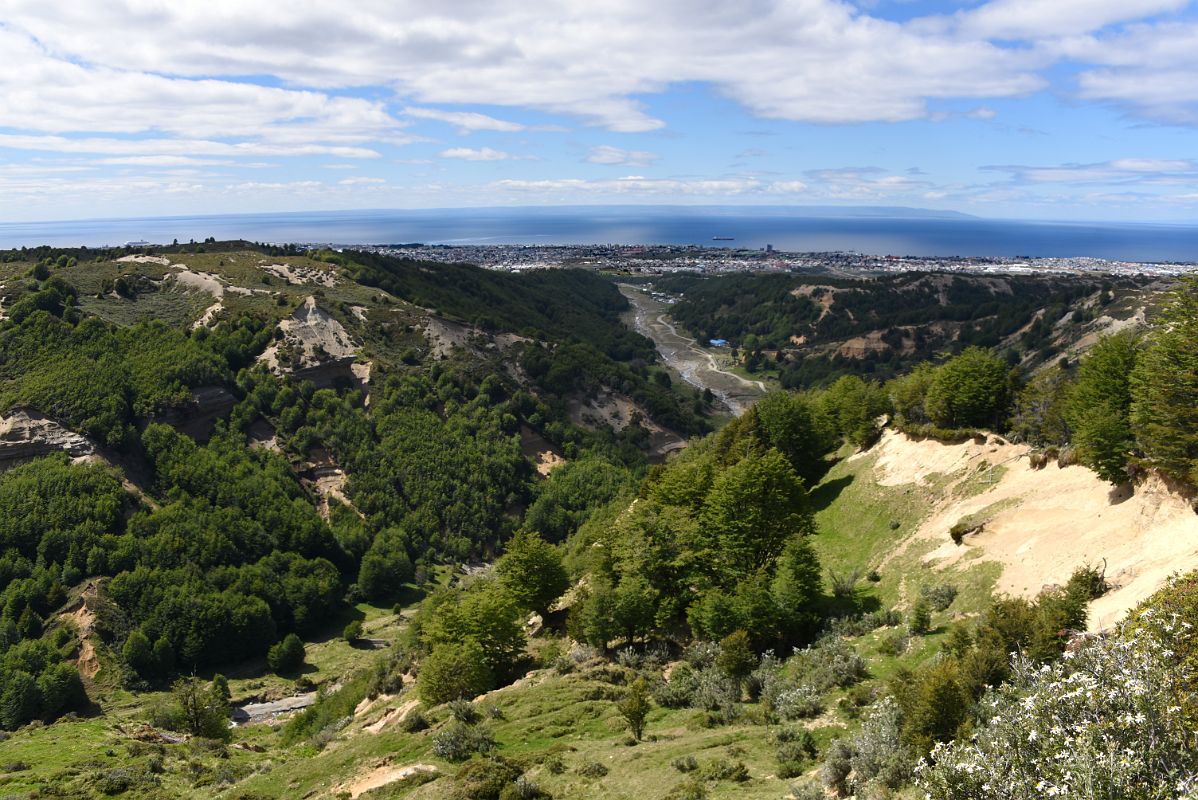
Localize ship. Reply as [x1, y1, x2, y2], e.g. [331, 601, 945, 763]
[711, 236, 735, 241]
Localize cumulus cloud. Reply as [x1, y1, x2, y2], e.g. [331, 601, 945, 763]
[585, 145, 658, 166]
[0, 0, 1150, 132]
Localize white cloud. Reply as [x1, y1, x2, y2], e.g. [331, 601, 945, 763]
[404, 107, 525, 133]
[439, 147, 528, 161]
[338, 176, 386, 185]
[0, 0, 1077, 131]
[586, 145, 658, 166]
[984, 159, 1198, 183]
[955, 0, 1186, 40]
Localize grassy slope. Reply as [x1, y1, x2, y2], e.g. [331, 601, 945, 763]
[1, 441, 1000, 800]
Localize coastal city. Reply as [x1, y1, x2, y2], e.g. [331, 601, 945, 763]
[339, 242, 1198, 278]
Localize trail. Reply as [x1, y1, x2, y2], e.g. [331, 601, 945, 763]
[619, 284, 766, 415]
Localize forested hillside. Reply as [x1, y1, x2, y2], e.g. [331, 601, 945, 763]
[0, 247, 1195, 800]
[654, 270, 1152, 389]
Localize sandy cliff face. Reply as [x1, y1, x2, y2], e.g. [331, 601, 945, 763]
[863, 429, 1198, 631]
[0, 408, 95, 469]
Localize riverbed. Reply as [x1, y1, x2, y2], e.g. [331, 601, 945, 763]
[619, 284, 766, 416]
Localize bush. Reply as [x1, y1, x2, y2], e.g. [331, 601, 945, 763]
[908, 599, 932, 635]
[916, 620, 1198, 799]
[342, 620, 363, 641]
[920, 584, 958, 612]
[773, 683, 824, 720]
[653, 664, 697, 708]
[663, 778, 708, 800]
[822, 697, 913, 795]
[448, 699, 481, 724]
[672, 755, 698, 773]
[451, 755, 522, 799]
[576, 762, 608, 778]
[696, 758, 749, 782]
[432, 721, 496, 762]
[267, 634, 305, 674]
[419, 640, 495, 705]
[792, 636, 867, 691]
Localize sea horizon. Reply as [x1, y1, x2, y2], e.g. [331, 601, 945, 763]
[2, 205, 1197, 263]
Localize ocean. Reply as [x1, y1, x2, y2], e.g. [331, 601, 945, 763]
[1, 207, 1196, 262]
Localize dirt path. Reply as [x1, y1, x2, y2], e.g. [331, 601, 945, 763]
[619, 285, 766, 415]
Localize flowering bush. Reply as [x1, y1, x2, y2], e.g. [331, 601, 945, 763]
[915, 615, 1198, 799]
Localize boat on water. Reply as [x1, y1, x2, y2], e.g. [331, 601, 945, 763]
[711, 236, 735, 241]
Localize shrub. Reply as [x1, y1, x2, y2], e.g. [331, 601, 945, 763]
[683, 641, 720, 669]
[920, 584, 958, 612]
[576, 762, 608, 778]
[616, 677, 652, 740]
[342, 620, 363, 641]
[399, 709, 429, 733]
[419, 640, 495, 705]
[498, 776, 552, 800]
[663, 778, 708, 800]
[822, 697, 913, 795]
[877, 629, 910, 657]
[267, 633, 305, 674]
[653, 664, 697, 708]
[828, 567, 863, 598]
[691, 667, 741, 715]
[792, 636, 867, 691]
[672, 755, 698, 773]
[918, 618, 1198, 799]
[908, 599, 932, 635]
[432, 721, 496, 762]
[452, 756, 522, 799]
[696, 758, 749, 782]
[448, 699, 481, 724]
[773, 683, 824, 720]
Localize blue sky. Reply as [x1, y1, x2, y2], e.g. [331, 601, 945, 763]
[2, 1, 1198, 222]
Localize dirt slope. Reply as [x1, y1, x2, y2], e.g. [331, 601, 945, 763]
[863, 429, 1198, 631]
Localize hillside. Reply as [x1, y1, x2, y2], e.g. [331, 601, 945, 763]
[861, 430, 1197, 631]
[1, 246, 1196, 800]
[651, 270, 1161, 389]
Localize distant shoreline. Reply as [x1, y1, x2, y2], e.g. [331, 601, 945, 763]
[2, 207, 1197, 262]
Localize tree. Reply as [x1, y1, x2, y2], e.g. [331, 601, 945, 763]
[422, 582, 526, 681]
[1131, 277, 1198, 485]
[267, 633, 305, 674]
[924, 348, 1012, 429]
[698, 448, 813, 580]
[496, 529, 569, 618]
[617, 677, 652, 741]
[418, 639, 494, 705]
[1010, 366, 1071, 447]
[716, 630, 757, 688]
[122, 629, 154, 678]
[1066, 332, 1139, 482]
[753, 391, 835, 481]
[356, 530, 414, 601]
[771, 535, 823, 644]
[170, 677, 231, 741]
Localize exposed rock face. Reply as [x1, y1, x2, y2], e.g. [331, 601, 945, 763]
[258, 296, 359, 382]
[0, 408, 95, 470]
[152, 386, 237, 443]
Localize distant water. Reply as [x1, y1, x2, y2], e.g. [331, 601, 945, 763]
[2, 207, 1197, 262]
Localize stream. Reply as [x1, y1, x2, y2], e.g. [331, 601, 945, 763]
[619, 284, 767, 416]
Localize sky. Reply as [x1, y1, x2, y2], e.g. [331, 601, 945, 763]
[2, 1, 1198, 223]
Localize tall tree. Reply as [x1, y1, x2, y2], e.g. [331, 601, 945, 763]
[1131, 277, 1198, 485]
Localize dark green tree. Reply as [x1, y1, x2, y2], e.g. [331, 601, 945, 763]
[617, 677, 652, 741]
[1131, 277, 1198, 485]
[418, 639, 494, 705]
[496, 529, 569, 618]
